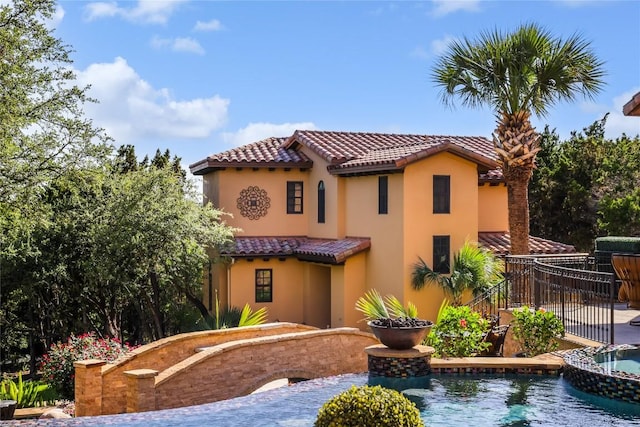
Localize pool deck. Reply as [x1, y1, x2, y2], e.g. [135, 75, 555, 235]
[612, 304, 640, 345]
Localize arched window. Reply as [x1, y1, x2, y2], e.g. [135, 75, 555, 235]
[318, 181, 325, 223]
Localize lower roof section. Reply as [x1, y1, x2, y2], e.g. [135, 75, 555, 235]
[478, 232, 576, 256]
[224, 232, 575, 263]
[226, 236, 371, 265]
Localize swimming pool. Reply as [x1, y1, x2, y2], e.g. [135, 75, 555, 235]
[6, 373, 640, 426]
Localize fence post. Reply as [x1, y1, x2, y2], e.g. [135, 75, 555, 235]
[610, 273, 616, 344]
[533, 259, 540, 309]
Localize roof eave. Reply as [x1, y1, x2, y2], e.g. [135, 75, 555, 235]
[328, 162, 403, 176]
[623, 92, 640, 116]
[190, 160, 313, 175]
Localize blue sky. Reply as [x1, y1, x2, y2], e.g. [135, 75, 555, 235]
[52, 0, 640, 175]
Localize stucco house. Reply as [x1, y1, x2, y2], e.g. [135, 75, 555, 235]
[190, 130, 574, 328]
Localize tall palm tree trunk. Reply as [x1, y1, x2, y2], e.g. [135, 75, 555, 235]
[505, 172, 531, 255]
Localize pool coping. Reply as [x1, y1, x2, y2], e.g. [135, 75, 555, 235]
[429, 354, 564, 375]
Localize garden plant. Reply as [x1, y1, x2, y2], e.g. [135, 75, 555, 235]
[511, 306, 564, 356]
[40, 333, 135, 400]
[315, 385, 424, 427]
[428, 305, 490, 357]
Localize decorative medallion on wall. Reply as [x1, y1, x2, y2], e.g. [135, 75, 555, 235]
[237, 186, 271, 220]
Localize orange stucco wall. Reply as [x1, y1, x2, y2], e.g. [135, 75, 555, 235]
[205, 168, 310, 236]
[330, 251, 367, 328]
[228, 258, 305, 324]
[478, 183, 508, 231]
[403, 153, 481, 322]
[303, 149, 344, 239]
[344, 173, 404, 299]
[303, 264, 332, 328]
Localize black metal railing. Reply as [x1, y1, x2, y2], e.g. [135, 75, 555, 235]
[466, 254, 615, 344]
[466, 279, 508, 319]
[533, 260, 615, 344]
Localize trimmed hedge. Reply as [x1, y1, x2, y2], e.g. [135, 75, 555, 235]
[594, 237, 640, 253]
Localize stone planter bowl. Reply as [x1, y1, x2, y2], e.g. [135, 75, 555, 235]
[368, 321, 433, 350]
[0, 400, 16, 421]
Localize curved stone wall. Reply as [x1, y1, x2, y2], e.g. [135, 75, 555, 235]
[563, 344, 640, 404]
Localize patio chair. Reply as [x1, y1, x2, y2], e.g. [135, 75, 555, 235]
[612, 253, 640, 309]
[479, 324, 510, 357]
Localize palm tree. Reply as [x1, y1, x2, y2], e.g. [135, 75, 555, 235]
[411, 241, 503, 305]
[431, 23, 605, 254]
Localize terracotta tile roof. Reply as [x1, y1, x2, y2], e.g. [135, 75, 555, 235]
[284, 130, 500, 175]
[478, 232, 576, 256]
[190, 137, 313, 175]
[479, 169, 504, 184]
[623, 91, 640, 117]
[227, 236, 371, 264]
[190, 130, 503, 180]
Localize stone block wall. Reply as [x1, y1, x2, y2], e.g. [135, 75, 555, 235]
[75, 325, 378, 416]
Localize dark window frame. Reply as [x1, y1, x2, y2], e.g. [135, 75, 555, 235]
[433, 235, 450, 274]
[255, 269, 273, 303]
[433, 175, 450, 214]
[287, 181, 303, 214]
[318, 181, 325, 223]
[378, 176, 388, 215]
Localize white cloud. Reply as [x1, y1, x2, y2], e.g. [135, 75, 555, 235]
[221, 122, 318, 147]
[194, 19, 223, 32]
[49, 4, 65, 29]
[75, 57, 229, 143]
[431, 0, 480, 17]
[151, 35, 205, 55]
[431, 35, 458, 56]
[603, 89, 640, 138]
[410, 46, 429, 60]
[84, 0, 187, 24]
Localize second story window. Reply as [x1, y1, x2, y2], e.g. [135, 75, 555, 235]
[318, 181, 325, 223]
[433, 175, 450, 214]
[433, 235, 450, 274]
[287, 181, 303, 214]
[378, 176, 388, 214]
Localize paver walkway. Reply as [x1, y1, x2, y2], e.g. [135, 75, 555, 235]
[613, 303, 640, 344]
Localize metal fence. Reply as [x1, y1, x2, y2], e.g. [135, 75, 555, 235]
[467, 254, 616, 344]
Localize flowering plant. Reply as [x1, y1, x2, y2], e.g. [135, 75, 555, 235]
[511, 306, 564, 356]
[429, 305, 490, 357]
[40, 332, 135, 400]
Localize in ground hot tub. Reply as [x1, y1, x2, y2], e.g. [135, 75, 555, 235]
[563, 344, 640, 404]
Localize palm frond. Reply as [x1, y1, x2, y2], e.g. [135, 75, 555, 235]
[411, 256, 443, 290]
[238, 304, 268, 327]
[385, 295, 418, 318]
[355, 289, 389, 320]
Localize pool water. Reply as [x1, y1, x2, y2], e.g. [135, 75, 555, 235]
[7, 374, 640, 426]
[597, 352, 640, 375]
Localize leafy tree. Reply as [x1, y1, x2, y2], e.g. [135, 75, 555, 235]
[0, 0, 108, 373]
[0, 0, 109, 250]
[530, 117, 640, 251]
[411, 241, 503, 305]
[432, 23, 605, 254]
[1, 148, 239, 370]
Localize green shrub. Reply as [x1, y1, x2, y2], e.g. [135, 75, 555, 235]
[40, 333, 135, 400]
[511, 306, 564, 356]
[594, 236, 640, 253]
[0, 372, 57, 408]
[429, 305, 490, 357]
[314, 385, 424, 427]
